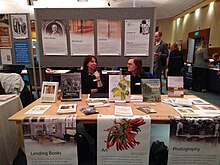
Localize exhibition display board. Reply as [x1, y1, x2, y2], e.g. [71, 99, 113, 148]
[34, 8, 155, 68]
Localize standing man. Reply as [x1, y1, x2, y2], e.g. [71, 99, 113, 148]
[153, 31, 169, 92]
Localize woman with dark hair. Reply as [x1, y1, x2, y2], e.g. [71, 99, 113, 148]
[81, 55, 103, 94]
[167, 43, 184, 76]
[127, 57, 154, 94]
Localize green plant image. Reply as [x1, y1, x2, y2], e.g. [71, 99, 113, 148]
[111, 76, 130, 100]
[105, 117, 145, 151]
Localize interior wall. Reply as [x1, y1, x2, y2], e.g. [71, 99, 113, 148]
[156, 0, 220, 49]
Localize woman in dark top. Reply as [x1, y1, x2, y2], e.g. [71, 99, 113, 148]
[127, 57, 154, 94]
[81, 55, 103, 94]
[167, 43, 184, 76]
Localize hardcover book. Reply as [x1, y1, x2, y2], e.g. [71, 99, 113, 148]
[61, 73, 81, 101]
[141, 79, 161, 102]
[41, 81, 59, 103]
[167, 76, 184, 97]
[109, 75, 131, 102]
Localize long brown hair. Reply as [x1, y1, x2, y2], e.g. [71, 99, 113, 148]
[83, 55, 97, 72]
[170, 43, 179, 52]
[128, 57, 144, 77]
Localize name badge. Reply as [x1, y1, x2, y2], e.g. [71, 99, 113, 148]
[135, 83, 141, 86]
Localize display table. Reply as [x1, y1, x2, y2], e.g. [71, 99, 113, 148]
[0, 96, 23, 165]
[9, 94, 201, 125]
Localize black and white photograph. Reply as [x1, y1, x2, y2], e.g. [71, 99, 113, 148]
[11, 14, 28, 39]
[61, 73, 81, 101]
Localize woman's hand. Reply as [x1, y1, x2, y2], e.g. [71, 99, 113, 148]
[93, 71, 101, 80]
[91, 89, 98, 93]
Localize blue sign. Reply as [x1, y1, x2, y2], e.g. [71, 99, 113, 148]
[14, 42, 30, 64]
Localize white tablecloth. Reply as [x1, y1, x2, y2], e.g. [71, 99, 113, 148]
[0, 96, 23, 165]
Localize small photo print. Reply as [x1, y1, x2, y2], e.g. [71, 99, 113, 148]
[43, 85, 55, 94]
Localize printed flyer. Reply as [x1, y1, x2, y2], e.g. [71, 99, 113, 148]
[124, 19, 150, 56]
[41, 20, 68, 55]
[22, 115, 78, 165]
[168, 116, 220, 165]
[0, 14, 12, 48]
[97, 115, 151, 165]
[69, 19, 94, 55]
[97, 19, 122, 55]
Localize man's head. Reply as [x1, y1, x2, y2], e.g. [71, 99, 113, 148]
[52, 24, 58, 32]
[155, 31, 162, 43]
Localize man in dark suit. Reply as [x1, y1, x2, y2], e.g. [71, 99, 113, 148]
[153, 31, 169, 92]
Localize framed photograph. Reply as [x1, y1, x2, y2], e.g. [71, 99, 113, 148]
[41, 81, 59, 102]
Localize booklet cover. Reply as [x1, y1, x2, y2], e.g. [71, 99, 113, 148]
[187, 98, 210, 105]
[41, 81, 59, 103]
[141, 79, 161, 102]
[80, 106, 99, 115]
[57, 104, 77, 114]
[137, 106, 156, 114]
[114, 105, 133, 117]
[174, 98, 192, 107]
[167, 76, 184, 97]
[109, 75, 131, 102]
[25, 105, 51, 115]
[61, 73, 81, 101]
[173, 107, 198, 117]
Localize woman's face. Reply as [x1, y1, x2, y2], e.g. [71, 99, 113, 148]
[127, 59, 136, 73]
[87, 57, 97, 72]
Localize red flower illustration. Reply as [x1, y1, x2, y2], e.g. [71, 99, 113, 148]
[105, 117, 145, 151]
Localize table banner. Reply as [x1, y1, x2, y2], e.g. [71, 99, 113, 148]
[97, 115, 151, 165]
[168, 116, 220, 165]
[22, 115, 78, 165]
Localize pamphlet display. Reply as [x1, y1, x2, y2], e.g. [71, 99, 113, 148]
[97, 115, 151, 165]
[61, 73, 81, 101]
[168, 116, 220, 165]
[22, 115, 78, 165]
[109, 75, 131, 102]
[141, 79, 161, 102]
[41, 81, 59, 103]
[167, 76, 184, 97]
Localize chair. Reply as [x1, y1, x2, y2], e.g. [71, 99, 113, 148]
[26, 67, 47, 99]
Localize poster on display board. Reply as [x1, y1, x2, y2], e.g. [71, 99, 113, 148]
[97, 19, 122, 56]
[97, 115, 151, 165]
[69, 19, 94, 56]
[11, 14, 28, 39]
[0, 14, 12, 48]
[14, 42, 30, 64]
[124, 19, 150, 56]
[22, 115, 78, 165]
[41, 20, 68, 55]
[0, 49, 12, 64]
[168, 116, 220, 165]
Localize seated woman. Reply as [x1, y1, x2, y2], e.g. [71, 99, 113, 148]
[127, 57, 154, 94]
[81, 55, 103, 94]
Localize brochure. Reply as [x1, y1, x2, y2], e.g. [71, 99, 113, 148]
[187, 98, 210, 105]
[25, 105, 51, 115]
[41, 81, 59, 102]
[109, 75, 131, 102]
[57, 104, 77, 114]
[141, 79, 161, 102]
[137, 106, 156, 114]
[80, 106, 99, 115]
[86, 98, 110, 108]
[174, 98, 192, 107]
[167, 76, 184, 97]
[114, 105, 133, 117]
[61, 73, 81, 101]
[173, 107, 199, 117]
[0, 94, 16, 101]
